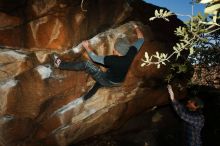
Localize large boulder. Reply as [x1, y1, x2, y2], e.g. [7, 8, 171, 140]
[0, 0, 186, 146]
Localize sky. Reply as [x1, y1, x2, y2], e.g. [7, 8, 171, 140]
[144, 0, 206, 21]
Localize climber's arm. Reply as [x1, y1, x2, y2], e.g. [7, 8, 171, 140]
[82, 40, 105, 65]
[133, 24, 144, 39]
[132, 24, 144, 51]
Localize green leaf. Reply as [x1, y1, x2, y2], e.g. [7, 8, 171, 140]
[176, 52, 180, 59]
[159, 9, 163, 15]
[155, 10, 159, 16]
[177, 65, 187, 73]
[145, 52, 149, 61]
[164, 18, 170, 21]
[189, 47, 194, 55]
[165, 74, 173, 83]
[157, 64, 161, 69]
[141, 63, 146, 67]
[167, 11, 173, 16]
[149, 17, 156, 21]
[177, 43, 181, 50]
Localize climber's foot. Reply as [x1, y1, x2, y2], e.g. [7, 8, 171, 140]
[53, 53, 61, 68]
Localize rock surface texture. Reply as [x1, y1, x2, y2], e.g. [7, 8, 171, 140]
[0, 0, 185, 146]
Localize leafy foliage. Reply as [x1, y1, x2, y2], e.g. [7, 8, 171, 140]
[142, 3, 219, 85]
[142, 7, 220, 69]
[149, 9, 174, 22]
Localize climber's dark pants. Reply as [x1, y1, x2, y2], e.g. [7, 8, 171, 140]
[59, 60, 121, 100]
[59, 60, 120, 87]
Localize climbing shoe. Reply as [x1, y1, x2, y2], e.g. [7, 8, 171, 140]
[53, 53, 61, 68]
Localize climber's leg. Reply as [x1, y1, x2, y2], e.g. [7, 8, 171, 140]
[83, 82, 102, 100]
[83, 61, 113, 86]
[56, 56, 121, 88]
[58, 60, 122, 100]
[58, 60, 107, 85]
[82, 74, 122, 101]
[53, 53, 88, 71]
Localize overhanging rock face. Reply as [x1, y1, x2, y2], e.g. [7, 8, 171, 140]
[0, 0, 185, 146]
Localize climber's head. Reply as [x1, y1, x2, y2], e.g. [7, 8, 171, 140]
[186, 86, 204, 111]
[186, 97, 204, 111]
[114, 37, 130, 56]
